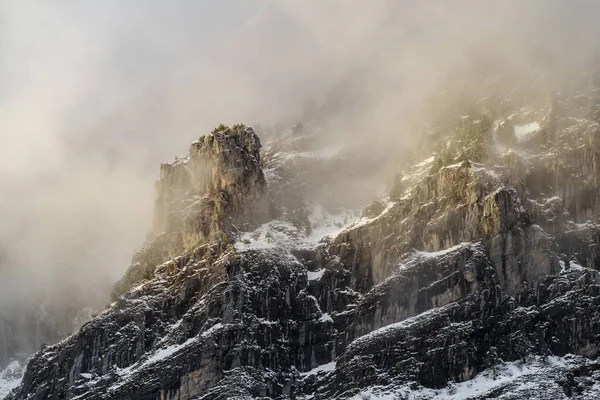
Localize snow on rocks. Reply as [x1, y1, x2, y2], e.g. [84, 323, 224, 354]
[115, 323, 225, 381]
[300, 362, 336, 379]
[0, 361, 24, 399]
[514, 122, 540, 140]
[346, 307, 447, 354]
[318, 313, 333, 323]
[413, 242, 475, 259]
[307, 269, 325, 281]
[235, 205, 360, 251]
[343, 201, 395, 231]
[345, 355, 600, 400]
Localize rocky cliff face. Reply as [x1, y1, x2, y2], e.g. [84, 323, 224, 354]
[112, 125, 273, 300]
[6, 75, 600, 399]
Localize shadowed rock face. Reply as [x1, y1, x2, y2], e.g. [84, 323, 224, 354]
[7, 75, 600, 399]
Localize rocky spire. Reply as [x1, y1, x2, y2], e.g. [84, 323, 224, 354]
[113, 124, 273, 298]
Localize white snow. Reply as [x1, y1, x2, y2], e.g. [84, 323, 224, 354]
[441, 162, 464, 170]
[307, 295, 322, 313]
[346, 201, 395, 230]
[116, 323, 225, 380]
[346, 355, 595, 400]
[235, 205, 360, 251]
[201, 322, 223, 338]
[348, 307, 443, 352]
[559, 260, 566, 271]
[307, 269, 325, 281]
[234, 220, 300, 251]
[514, 122, 540, 140]
[258, 318, 279, 326]
[568, 260, 585, 271]
[347, 387, 404, 400]
[300, 361, 336, 378]
[307, 205, 360, 243]
[426, 356, 574, 399]
[319, 313, 333, 323]
[0, 360, 24, 399]
[144, 336, 198, 365]
[415, 242, 472, 259]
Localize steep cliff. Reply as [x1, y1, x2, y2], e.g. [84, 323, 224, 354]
[6, 74, 600, 399]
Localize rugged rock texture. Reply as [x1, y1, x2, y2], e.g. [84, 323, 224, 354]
[7, 74, 600, 399]
[112, 125, 273, 299]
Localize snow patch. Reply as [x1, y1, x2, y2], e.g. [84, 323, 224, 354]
[514, 122, 540, 140]
[347, 355, 596, 400]
[440, 162, 464, 170]
[235, 205, 360, 251]
[346, 201, 395, 230]
[0, 360, 24, 399]
[201, 322, 223, 338]
[568, 260, 585, 271]
[348, 307, 443, 352]
[116, 323, 225, 382]
[144, 337, 197, 365]
[415, 242, 472, 259]
[319, 313, 333, 323]
[307, 269, 325, 281]
[257, 318, 278, 326]
[300, 362, 336, 378]
[424, 356, 575, 399]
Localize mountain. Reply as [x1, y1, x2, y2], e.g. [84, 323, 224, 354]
[5, 71, 600, 399]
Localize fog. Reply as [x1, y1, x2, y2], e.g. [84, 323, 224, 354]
[1, 1, 599, 363]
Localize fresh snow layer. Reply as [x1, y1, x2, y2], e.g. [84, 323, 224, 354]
[0, 360, 24, 399]
[514, 122, 540, 140]
[345, 201, 395, 230]
[415, 242, 473, 259]
[235, 205, 360, 251]
[347, 307, 443, 353]
[425, 357, 567, 399]
[307, 269, 325, 281]
[300, 362, 336, 378]
[143, 336, 198, 365]
[114, 323, 225, 384]
[319, 313, 333, 323]
[346, 355, 598, 400]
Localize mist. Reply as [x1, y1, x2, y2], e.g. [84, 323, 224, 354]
[1, 0, 599, 363]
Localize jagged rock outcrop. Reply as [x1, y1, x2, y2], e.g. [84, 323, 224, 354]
[154, 124, 271, 236]
[112, 125, 273, 299]
[7, 73, 600, 399]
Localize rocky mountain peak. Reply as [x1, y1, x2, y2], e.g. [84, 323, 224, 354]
[114, 124, 273, 299]
[154, 124, 271, 235]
